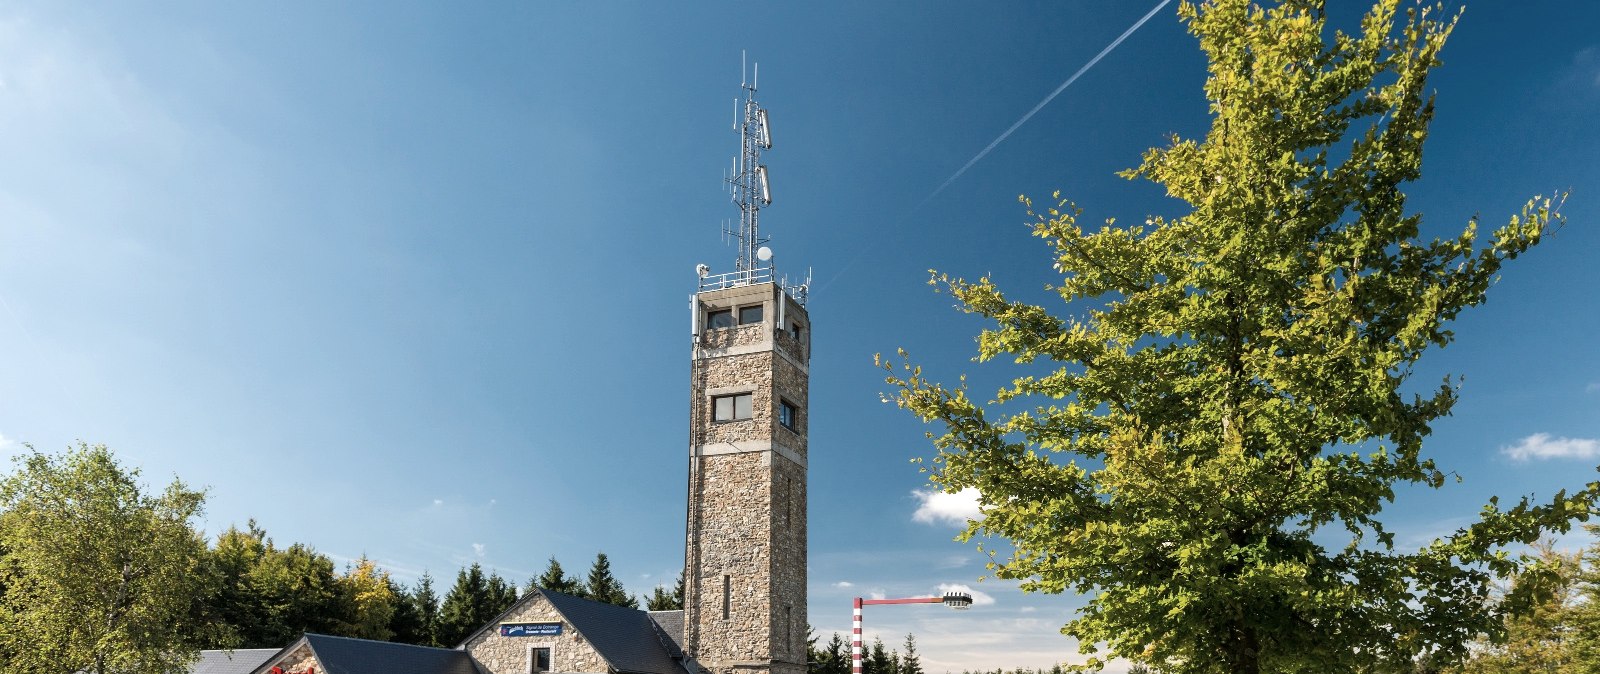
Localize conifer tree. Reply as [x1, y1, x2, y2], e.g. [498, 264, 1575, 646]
[437, 563, 490, 646]
[583, 552, 638, 608]
[533, 556, 584, 596]
[885, 1, 1588, 671]
[487, 571, 518, 616]
[901, 633, 924, 674]
[411, 572, 441, 647]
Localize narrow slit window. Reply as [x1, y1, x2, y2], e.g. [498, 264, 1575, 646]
[722, 574, 731, 620]
[779, 400, 798, 431]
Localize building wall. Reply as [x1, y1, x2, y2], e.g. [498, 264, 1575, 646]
[465, 594, 610, 674]
[264, 643, 319, 673]
[686, 283, 809, 674]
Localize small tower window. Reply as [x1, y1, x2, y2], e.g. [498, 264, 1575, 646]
[707, 309, 735, 330]
[739, 305, 764, 325]
[713, 393, 753, 421]
[779, 400, 798, 431]
[529, 647, 551, 674]
[788, 321, 803, 341]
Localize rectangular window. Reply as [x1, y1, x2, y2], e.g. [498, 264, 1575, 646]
[713, 393, 753, 422]
[530, 647, 551, 674]
[722, 574, 731, 620]
[779, 400, 798, 431]
[788, 321, 803, 341]
[739, 305, 764, 325]
[707, 309, 735, 330]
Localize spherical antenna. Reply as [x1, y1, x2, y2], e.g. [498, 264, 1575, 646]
[696, 263, 710, 278]
[756, 246, 773, 261]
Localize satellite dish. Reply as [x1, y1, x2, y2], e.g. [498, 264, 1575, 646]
[696, 263, 710, 278]
[757, 246, 773, 261]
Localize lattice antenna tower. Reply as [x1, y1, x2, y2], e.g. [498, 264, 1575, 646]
[730, 52, 773, 274]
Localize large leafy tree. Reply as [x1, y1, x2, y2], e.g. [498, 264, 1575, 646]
[0, 443, 225, 674]
[885, 1, 1589, 672]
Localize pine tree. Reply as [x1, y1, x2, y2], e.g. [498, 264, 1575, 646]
[437, 563, 490, 646]
[533, 556, 584, 596]
[901, 633, 924, 674]
[867, 636, 894, 674]
[487, 571, 519, 616]
[583, 552, 637, 608]
[645, 572, 685, 611]
[412, 572, 441, 647]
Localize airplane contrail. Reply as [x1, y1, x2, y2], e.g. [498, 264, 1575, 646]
[816, 0, 1172, 293]
[920, 0, 1174, 209]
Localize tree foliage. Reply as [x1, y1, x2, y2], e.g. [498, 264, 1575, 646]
[884, 1, 1587, 672]
[535, 555, 585, 596]
[584, 552, 638, 608]
[0, 443, 222, 674]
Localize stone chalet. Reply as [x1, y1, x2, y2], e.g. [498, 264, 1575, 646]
[234, 588, 693, 674]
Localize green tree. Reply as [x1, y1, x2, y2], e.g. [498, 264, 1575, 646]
[534, 556, 584, 596]
[0, 443, 224, 673]
[335, 557, 397, 641]
[646, 572, 685, 611]
[251, 541, 343, 645]
[438, 563, 491, 646]
[487, 570, 519, 616]
[208, 521, 271, 646]
[1448, 541, 1588, 673]
[901, 633, 924, 674]
[584, 552, 637, 608]
[816, 632, 850, 674]
[884, 1, 1589, 672]
[392, 571, 440, 646]
[864, 636, 895, 674]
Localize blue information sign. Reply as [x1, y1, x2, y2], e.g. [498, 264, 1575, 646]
[500, 622, 562, 637]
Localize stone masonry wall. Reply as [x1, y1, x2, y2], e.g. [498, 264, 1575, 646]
[465, 593, 609, 674]
[266, 643, 318, 673]
[697, 352, 776, 447]
[690, 450, 773, 667]
[688, 282, 809, 674]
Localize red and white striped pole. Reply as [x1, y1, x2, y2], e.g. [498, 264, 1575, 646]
[851, 597, 864, 674]
[852, 594, 970, 674]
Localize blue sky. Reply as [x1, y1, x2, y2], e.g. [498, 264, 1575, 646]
[1, 2, 1598, 671]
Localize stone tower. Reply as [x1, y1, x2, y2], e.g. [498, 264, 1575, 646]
[684, 280, 809, 674]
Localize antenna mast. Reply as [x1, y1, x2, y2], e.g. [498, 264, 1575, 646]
[731, 55, 772, 274]
[696, 54, 808, 305]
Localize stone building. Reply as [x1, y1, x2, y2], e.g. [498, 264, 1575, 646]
[242, 77, 808, 674]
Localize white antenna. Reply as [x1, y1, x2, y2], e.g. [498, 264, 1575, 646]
[698, 54, 809, 306]
[728, 56, 771, 274]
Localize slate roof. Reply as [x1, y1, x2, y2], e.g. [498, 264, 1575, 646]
[193, 649, 278, 674]
[646, 610, 685, 655]
[256, 634, 483, 674]
[459, 588, 691, 674]
[538, 590, 691, 674]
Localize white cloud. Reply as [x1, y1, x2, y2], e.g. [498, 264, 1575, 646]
[1586, 382, 1600, 393]
[471, 543, 486, 557]
[833, 581, 854, 588]
[911, 487, 982, 526]
[432, 498, 444, 506]
[1503, 433, 1600, 461]
[0, 432, 13, 449]
[1018, 606, 1037, 613]
[938, 582, 997, 606]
